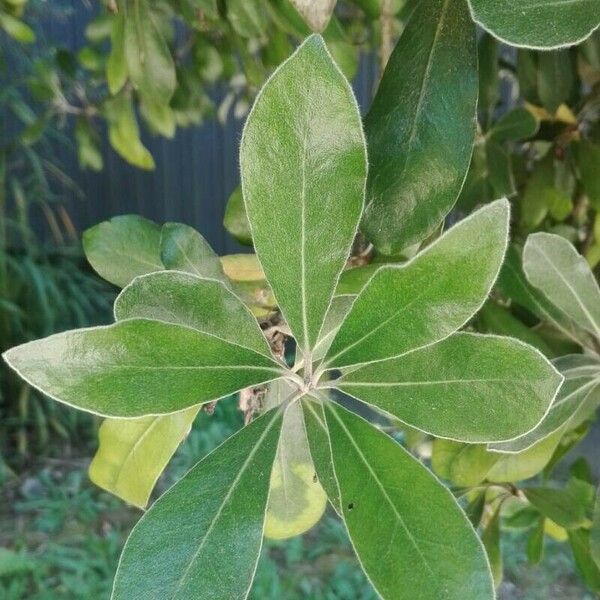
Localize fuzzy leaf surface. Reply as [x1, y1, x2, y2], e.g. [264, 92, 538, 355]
[336, 332, 561, 442]
[263, 382, 327, 539]
[2, 319, 281, 417]
[362, 0, 477, 253]
[114, 271, 272, 358]
[112, 407, 283, 600]
[469, 0, 600, 49]
[83, 215, 162, 288]
[524, 232, 600, 340]
[240, 34, 367, 351]
[325, 402, 494, 600]
[325, 199, 509, 368]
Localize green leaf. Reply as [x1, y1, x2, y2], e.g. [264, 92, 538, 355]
[324, 402, 494, 600]
[112, 407, 284, 600]
[0, 13, 35, 43]
[524, 232, 600, 339]
[496, 244, 594, 350]
[537, 50, 574, 114]
[107, 12, 127, 95]
[478, 33, 499, 125]
[88, 407, 199, 508]
[115, 271, 272, 358]
[301, 396, 341, 513]
[312, 295, 354, 362]
[160, 222, 227, 282]
[520, 155, 572, 229]
[240, 35, 367, 352]
[74, 117, 103, 171]
[490, 354, 600, 453]
[122, 0, 176, 105]
[106, 93, 155, 170]
[590, 488, 600, 569]
[335, 264, 380, 296]
[324, 199, 509, 368]
[337, 332, 560, 442]
[469, 0, 600, 49]
[228, 0, 266, 39]
[290, 0, 337, 32]
[489, 107, 539, 143]
[431, 438, 499, 487]
[223, 186, 252, 246]
[482, 507, 503, 588]
[83, 215, 162, 288]
[486, 140, 516, 198]
[575, 140, 600, 210]
[524, 487, 588, 529]
[263, 382, 327, 539]
[2, 319, 282, 417]
[486, 429, 563, 482]
[569, 529, 600, 593]
[527, 518, 545, 565]
[0, 548, 36, 577]
[477, 301, 553, 356]
[362, 0, 478, 254]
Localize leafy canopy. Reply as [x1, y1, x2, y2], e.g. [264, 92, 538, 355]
[3, 35, 563, 599]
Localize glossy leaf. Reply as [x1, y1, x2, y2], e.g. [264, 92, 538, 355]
[469, 0, 600, 49]
[337, 332, 560, 443]
[2, 319, 282, 417]
[362, 0, 477, 254]
[324, 402, 494, 600]
[114, 271, 272, 358]
[112, 407, 284, 600]
[160, 222, 227, 282]
[240, 34, 366, 352]
[83, 215, 162, 288]
[490, 354, 600, 453]
[524, 232, 600, 339]
[324, 199, 509, 368]
[89, 407, 199, 508]
[263, 382, 327, 539]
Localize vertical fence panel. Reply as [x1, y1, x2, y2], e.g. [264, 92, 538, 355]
[34, 1, 376, 255]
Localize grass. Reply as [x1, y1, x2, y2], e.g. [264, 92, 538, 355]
[0, 397, 593, 599]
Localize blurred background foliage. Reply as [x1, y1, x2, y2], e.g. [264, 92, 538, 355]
[1, 0, 600, 597]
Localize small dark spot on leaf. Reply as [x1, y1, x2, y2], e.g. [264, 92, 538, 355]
[348, 502, 354, 510]
[312, 473, 318, 483]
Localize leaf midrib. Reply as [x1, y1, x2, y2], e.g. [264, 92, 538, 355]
[170, 408, 282, 599]
[326, 404, 440, 592]
[531, 243, 600, 338]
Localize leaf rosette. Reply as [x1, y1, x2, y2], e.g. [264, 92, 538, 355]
[3, 35, 563, 600]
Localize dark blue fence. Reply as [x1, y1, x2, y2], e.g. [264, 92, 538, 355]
[40, 2, 378, 255]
